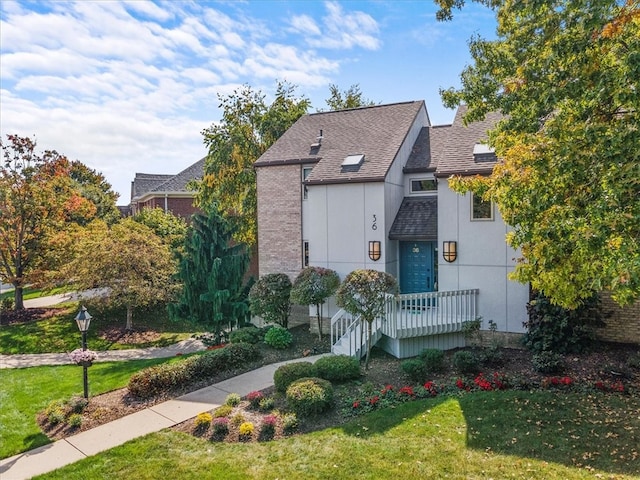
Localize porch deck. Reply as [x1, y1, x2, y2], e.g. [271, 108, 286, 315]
[331, 289, 479, 358]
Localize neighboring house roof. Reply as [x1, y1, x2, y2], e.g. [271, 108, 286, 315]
[131, 158, 205, 203]
[389, 196, 438, 241]
[434, 105, 502, 177]
[255, 101, 427, 184]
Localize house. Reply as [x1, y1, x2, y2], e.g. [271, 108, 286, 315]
[255, 101, 530, 358]
[129, 159, 205, 219]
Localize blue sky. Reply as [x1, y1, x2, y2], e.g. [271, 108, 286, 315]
[0, 1, 496, 202]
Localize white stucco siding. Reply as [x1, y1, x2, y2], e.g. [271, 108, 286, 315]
[438, 181, 528, 333]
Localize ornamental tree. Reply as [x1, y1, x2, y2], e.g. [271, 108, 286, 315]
[435, 0, 640, 308]
[336, 269, 398, 369]
[196, 82, 311, 246]
[168, 211, 250, 342]
[249, 273, 292, 328]
[291, 267, 340, 340]
[132, 207, 187, 252]
[62, 219, 178, 330]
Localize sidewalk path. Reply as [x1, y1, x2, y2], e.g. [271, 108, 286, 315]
[0, 354, 328, 480]
[0, 338, 207, 369]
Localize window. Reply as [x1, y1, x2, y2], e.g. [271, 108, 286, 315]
[303, 241, 309, 267]
[302, 167, 313, 200]
[471, 193, 494, 221]
[410, 178, 437, 193]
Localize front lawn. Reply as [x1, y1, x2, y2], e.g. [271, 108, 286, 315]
[0, 303, 194, 354]
[35, 391, 640, 479]
[0, 358, 182, 459]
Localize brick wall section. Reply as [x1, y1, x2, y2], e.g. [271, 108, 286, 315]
[598, 292, 640, 344]
[256, 165, 302, 280]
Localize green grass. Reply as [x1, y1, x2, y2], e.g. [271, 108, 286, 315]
[0, 285, 68, 301]
[33, 391, 640, 479]
[0, 303, 194, 354]
[0, 357, 183, 459]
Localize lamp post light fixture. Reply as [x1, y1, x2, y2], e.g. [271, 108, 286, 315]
[75, 306, 92, 399]
[443, 241, 458, 263]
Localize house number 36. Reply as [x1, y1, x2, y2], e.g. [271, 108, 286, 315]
[371, 215, 377, 230]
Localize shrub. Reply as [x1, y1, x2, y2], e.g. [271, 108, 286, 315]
[44, 400, 66, 425]
[246, 391, 264, 409]
[231, 412, 246, 427]
[238, 421, 254, 440]
[532, 351, 564, 373]
[281, 412, 299, 434]
[1, 296, 14, 311]
[261, 414, 278, 435]
[67, 413, 83, 429]
[225, 393, 241, 406]
[213, 404, 233, 418]
[194, 412, 212, 433]
[229, 326, 262, 344]
[258, 396, 275, 412]
[314, 355, 361, 382]
[285, 377, 334, 416]
[419, 348, 445, 373]
[212, 417, 229, 435]
[68, 395, 89, 414]
[452, 350, 479, 374]
[128, 343, 260, 399]
[249, 273, 292, 328]
[480, 346, 505, 367]
[273, 362, 318, 393]
[401, 358, 427, 383]
[522, 292, 605, 354]
[264, 326, 293, 349]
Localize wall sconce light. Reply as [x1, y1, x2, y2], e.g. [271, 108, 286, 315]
[443, 241, 457, 263]
[368, 240, 381, 261]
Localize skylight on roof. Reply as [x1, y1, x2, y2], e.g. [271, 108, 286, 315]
[342, 154, 364, 167]
[473, 143, 495, 155]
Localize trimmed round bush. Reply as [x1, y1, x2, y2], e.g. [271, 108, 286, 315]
[264, 326, 293, 349]
[419, 348, 445, 373]
[452, 350, 479, 374]
[532, 351, 564, 373]
[285, 377, 334, 416]
[314, 355, 361, 382]
[401, 358, 427, 383]
[229, 326, 262, 344]
[273, 361, 318, 393]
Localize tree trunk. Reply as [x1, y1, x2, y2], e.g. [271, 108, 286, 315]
[315, 303, 322, 340]
[365, 320, 372, 370]
[126, 305, 133, 330]
[13, 284, 24, 310]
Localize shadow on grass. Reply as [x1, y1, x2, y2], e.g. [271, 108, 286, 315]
[341, 390, 640, 476]
[22, 432, 50, 452]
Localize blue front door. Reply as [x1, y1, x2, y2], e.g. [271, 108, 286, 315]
[400, 241, 435, 294]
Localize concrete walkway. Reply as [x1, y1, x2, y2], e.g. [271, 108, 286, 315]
[0, 353, 328, 480]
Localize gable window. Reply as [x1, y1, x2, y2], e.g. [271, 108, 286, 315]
[410, 178, 437, 193]
[471, 193, 494, 221]
[302, 167, 313, 200]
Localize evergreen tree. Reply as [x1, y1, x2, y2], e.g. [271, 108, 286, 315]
[168, 211, 250, 341]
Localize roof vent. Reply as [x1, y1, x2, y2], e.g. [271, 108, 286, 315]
[310, 129, 323, 149]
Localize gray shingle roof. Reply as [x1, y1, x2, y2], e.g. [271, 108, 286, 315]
[131, 158, 205, 200]
[389, 196, 438, 241]
[434, 105, 502, 177]
[255, 101, 426, 184]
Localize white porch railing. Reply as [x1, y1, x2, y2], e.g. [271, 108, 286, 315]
[330, 289, 479, 357]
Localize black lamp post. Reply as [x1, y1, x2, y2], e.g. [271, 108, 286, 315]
[75, 306, 92, 399]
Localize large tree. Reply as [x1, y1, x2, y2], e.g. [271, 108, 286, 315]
[132, 207, 187, 252]
[196, 82, 311, 246]
[435, 0, 639, 308]
[0, 135, 82, 309]
[323, 84, 376, 111]
[168, 211, 250, 341]
[62, 219, 178, 330]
